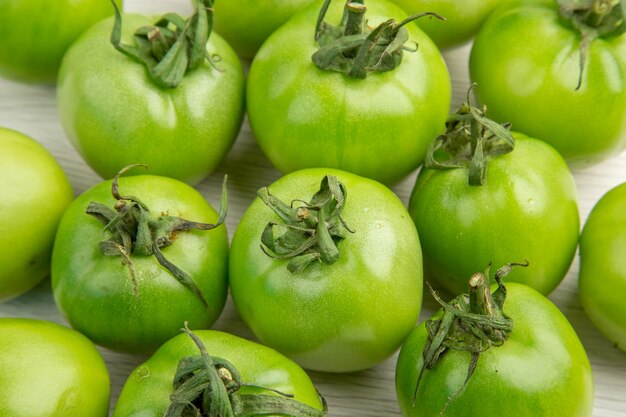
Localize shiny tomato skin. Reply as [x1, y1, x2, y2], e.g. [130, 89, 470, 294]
[470, 2, 626, 165]
[409, 134, 579, 296]
[113, 329, 324, 416]
[0, 318, 110, 417]
[396, 283, 594, 417]
[579, 182, 626, 351]
[57, 14, 245, 185]
[229, 168, 423, 372]
[0, 127, 73, 302]
[247, 0, 451, 184]
[51, 175, 228, 354]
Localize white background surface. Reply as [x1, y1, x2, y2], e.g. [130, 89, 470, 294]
[1, 0, 626, 415]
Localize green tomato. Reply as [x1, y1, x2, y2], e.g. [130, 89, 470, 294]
[469, 1, 626, 165]
[0, 0, 121, 83]
[214, 0, 316, 58]
[247, 0, 450, 184]
[57, 11, 245, 185]
[0, 127, 73, 302]
[114, 329, 325, 416]
[229, 168, 423, 372]
[396, 281, 594, 416]
[51, 172, 229, 353]
[390, 0, 504, 49]
[580, 182, 626, 351]
[0, 318, 110, 417]
[409, 133, 579, 295]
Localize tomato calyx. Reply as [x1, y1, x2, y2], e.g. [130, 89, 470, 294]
[558, 0, 626, 89]
[425, 85, 515, 186]
[109, 0, 222, 88]
[413, 261, 528, 416]
[258, 175, 354, 273]
[165, 323, 328, 417]
[312, 0, 444, 79]
[85, 164, 227, 306]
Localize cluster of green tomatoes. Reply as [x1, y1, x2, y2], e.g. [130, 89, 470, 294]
[1, 0, 625, 416]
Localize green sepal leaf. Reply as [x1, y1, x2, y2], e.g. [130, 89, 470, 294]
[109, 0, 219, 88]
[164, 324, 328, 417]
[86, 165, 228, 307]
[258, 175, 353, 273]
[312, 0, 444, 78]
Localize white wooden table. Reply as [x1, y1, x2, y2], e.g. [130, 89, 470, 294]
[1, 1, 626, 415]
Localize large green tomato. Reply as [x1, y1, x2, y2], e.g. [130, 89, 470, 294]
[247, 0, 450, 184]
[214, 0, 316, 58]
[409, 132, 579, 296]
[579, 182, 626, 351]
[229, 168, 423, 372]
[0, 128, 73, 302]
[0, 318, 110, 417]
[57, 8, 245, 185]
[51, 171, 228, 353]
[396, 277, 594, 416]
[0, 0, 121, 83]
[470, 0, 626, 165]
[390, 0, 504, 49]
[114, 329, 325, 416]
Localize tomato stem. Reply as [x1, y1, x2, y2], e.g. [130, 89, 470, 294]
[312, 0, 444, 78]
[413, 261, 528, 416]
[86, 165, 228, 307]
[258, 175, 354, 273]
[424, 84, 515, 186]
[558, 0, 626, 89]
[109, 0, 221, 88]
[163, 323, 328, 417]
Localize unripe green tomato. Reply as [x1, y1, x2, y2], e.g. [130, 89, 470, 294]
[0, 318, 110, 417]
[230, 168, 423, 372]
[0, 0, 122, 83]
[409, 134, 579, 296]
[579, 182, 626, 351]
[247, 0, 450, 184]
[214, 0, 316, 58]
[114, 330, 325, 416]
[396, 283, 594, 416]
[390, 0, 504, 49]
[0, 127, 73, 302]
[52, 173, 229, 353]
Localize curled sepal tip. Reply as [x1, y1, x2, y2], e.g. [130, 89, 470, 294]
[86, 165, 228, 307]
[312, 0, 444, 78]
[109, 0, 220, 88]
[164, 322, 328, 417]
[258, 175, 354, 273]
[413, 261, 529, 416]
[425, 84, 515, 186]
